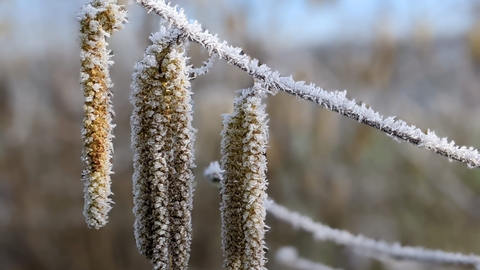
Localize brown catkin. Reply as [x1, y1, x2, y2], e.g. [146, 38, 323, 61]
[78, 0, 127, 229]
[220, 84, 269, 270]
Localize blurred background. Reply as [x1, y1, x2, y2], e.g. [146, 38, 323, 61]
[2, 0, 480, 269]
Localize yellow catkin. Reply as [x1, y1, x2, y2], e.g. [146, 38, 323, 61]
[131, 27, 195, 270]
[220, 84, 269, 270]
[78, 0, 127, 229]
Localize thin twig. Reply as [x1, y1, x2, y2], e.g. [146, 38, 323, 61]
[189, 53, 217, 80]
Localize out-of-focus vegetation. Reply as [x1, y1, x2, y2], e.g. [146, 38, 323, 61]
[1, 1, 480, 269]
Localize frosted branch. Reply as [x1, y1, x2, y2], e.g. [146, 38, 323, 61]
[267, 200, 480, 269]
[135, 0, 480, 169]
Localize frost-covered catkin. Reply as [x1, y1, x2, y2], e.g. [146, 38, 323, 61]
[220, 85, 269, 270]
[131, 27, 195, 270]
[78, 0, 127, 229]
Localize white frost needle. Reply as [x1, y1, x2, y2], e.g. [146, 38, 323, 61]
[135, 0, 480, 169]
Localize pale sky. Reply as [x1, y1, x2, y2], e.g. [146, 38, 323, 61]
[0, 0, 477, 55]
